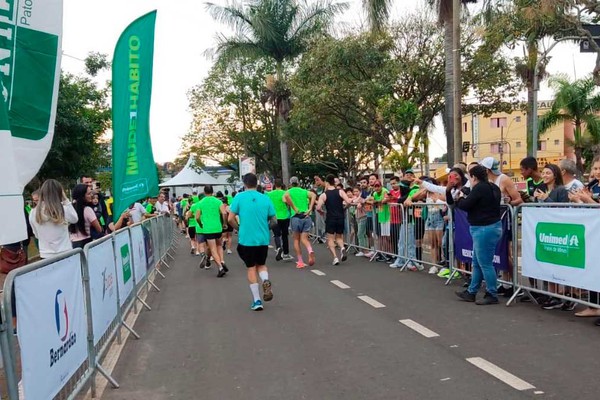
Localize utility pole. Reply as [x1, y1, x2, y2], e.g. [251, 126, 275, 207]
[452, 0, 462, 165]
[500, 126, 504, 172]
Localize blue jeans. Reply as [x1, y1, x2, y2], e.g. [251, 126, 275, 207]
[468, 221, 502, 297]
[394, 222, 415, 265]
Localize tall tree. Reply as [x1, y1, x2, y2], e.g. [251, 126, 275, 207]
[539, 76, 600, 174]
[206, 0, 348, 183]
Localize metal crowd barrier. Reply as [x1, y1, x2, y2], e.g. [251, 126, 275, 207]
[0, 214, 178, 399]
[507, 203, 600, 308]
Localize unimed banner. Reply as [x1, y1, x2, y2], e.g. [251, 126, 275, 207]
[112, 11, 159, 217]
[87, 239, 118, 345]
[15, 253, 87, 400]
[453, 208, 510, 271]
[522, 207, 600, 292]
[130, 225, 148, 284]
[114, 230, 134, 307]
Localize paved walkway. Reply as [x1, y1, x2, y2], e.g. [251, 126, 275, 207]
[101, 238, 600, 400]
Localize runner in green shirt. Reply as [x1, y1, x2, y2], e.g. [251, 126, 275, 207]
[187, 199, 200, 255]
[195, 185, 228, 277]
[266, 179, 293, 261]
[284, 177, 317, 268]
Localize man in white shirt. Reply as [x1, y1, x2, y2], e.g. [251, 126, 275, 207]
[156, 192, 171, 215]
[560, 159, 584, 192]
[128, 202, 148, 223]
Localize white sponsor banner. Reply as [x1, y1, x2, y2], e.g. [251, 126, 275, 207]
[15, 253, 88, 400]
[239, 156, 255, 178]
[522, 207, 600, 292]
[114, 230, 134, 307]
[86, 239, 118, 345]
[130, 225, 148, 284]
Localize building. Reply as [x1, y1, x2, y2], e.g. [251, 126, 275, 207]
[460, 101, 575, 181]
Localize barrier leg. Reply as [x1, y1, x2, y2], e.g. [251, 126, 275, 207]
[96, 361, 120, 388]
[155, 266, 166, 279]
[161, 257, 171, 269]
[148, 278, 161, 292]
[122, 320, 141, 339]
[136, 294, 152, 311]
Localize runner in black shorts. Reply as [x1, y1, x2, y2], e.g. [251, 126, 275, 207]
[317, 174, 353, 265]
[195, 185, 228, 277]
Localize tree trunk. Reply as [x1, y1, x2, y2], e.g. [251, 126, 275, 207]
[444, 21, 455, 167]
[575, 146, 584, 175]
[526, 42, 538, 156]
[276, 62, 291, 184]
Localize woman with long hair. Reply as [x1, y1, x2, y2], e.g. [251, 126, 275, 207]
[533, 163, 569, 203]
[29, 179, 78, 259]
[448, 165, 502, 305]
[69, 184, 103, 248]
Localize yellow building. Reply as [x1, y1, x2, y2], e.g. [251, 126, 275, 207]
[460, 101, 574, 181]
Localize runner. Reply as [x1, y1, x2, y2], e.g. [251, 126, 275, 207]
[179, 193, 190, 234]
[228, 173, 276, 311]
[316, 174, 353, 265]
[196, 185, 228, 277]
[186, 195, 199, 255]
[284, 176, 317, 268]
[266, 179, 293, 262]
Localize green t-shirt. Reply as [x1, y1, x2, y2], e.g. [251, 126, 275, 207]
[373, 188, 390, 223]
[180, 198, 189, 212]
[287, 187, 309, 216]
[226, 195, 233, 205]
[188, 202, 200, 228]
[192, 195, 200, 204]
[146, 203, 155, 214]
[197, 196, 223, 234]
[266, 189, 289, 220]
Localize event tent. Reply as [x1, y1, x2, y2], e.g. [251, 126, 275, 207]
[159, 156, 221, 187]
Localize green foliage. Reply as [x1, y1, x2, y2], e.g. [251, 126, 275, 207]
[37, 71, 111, 183]
[84, 52, 111, 77]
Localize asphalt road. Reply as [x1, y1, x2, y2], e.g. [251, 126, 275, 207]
[101, 238, 600, 400]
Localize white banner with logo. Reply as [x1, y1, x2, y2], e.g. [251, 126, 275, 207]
[239, 156, 255, 179]
[15, 253, 88, 400]
[522, 207, 600, 292]
[87, 239, 118, 345]
[114, 230, 134, 307]
[130, 225, 148, 285]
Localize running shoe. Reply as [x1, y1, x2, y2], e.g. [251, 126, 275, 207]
[389, 263, 399, 269]
[296, 262, 306, 269]
[308, 251, 316, 266]
[364, 251, 374, 258]
[355, 251, 365, 257]
[332, 257, 340, 266]
[198, 253, 207, 269]
[476, 292, 499, 305]
[561, 301, 577, 311]
[283, 254, 294, 261]
[428, 266, 439, 275]
[541, 298, 564, 310]
[221, 263, 229, 273]
[262, 280, 273, 302]
[407, 264, 417, 271]
[226, 249, 232, 254]
[276, 247, 283, 261]
[217, 268, 226, 278]
[340, 247, 348, 262]
[437, 268, 451, 278]
[251, 300, 264, 311]
[413, 263, 425, 271]
[455, 290, 476, 302]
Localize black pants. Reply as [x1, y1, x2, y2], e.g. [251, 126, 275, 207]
[272, 219, 290, 254]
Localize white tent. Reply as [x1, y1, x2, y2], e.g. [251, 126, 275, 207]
[159, 156, 221, 187]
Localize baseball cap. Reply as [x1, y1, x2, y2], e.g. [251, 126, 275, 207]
[480, 157, 501, 175]
[404, 169, 415, 175]
[290, 176, 299, 184]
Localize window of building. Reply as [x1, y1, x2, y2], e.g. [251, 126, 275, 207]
[463, 122, 468, 132]
[490, 117, 507, 128]
[490, 143, 500, 154]
[516, 141, 522, 148]
[537, 141, 547, 151]
[554, 139, 560, 146]
[515, 116, 521, 122]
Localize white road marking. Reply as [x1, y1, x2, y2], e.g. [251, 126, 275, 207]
[399, 319, 440, 338]
[357, 295, 386, 308]
[440, 377, 451, 382]
[311, 269, 326, 276]
[534, 391, 544, 395]
[330, 280, 350, 289]
[466, 357, 536, 391]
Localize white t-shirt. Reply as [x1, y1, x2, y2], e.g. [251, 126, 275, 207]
[156, 201, 170, 214]
[29, 201, 79, 259]
[129, 202, 147, 223]
[564, 179, 584, 192]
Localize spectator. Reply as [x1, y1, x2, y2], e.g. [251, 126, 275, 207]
[520, 156, 544, 202]
[449, 165, 502, 305]
[533, 164, 569, 203]
[155, 192, 171, 215]
[69, 184, 103, 248]
[128, 200, 149, 224]
[29, 179, 78, 259]
[90, 192, 106, 239]
[559, 159, 584, 192]
[351, 185, 368, 256]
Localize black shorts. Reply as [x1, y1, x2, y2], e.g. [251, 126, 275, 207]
[204, 232, 222, 241]
[237, 244, 268, 268]
[187, 226, 196, 239]
[326, 218, 345, 235]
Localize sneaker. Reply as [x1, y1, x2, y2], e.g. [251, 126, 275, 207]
[437, 268, 451, 278]
[262, 280, 273, 302]
[190, 248, 195, 255]
[283, 254, 294, 261]
[226, 249, 232, 254]
[355, 251, 365, 257]
[541, 298, 564, 310]
[595, 318, 600, 327]
[296, 262, 306, 269]
[221, 263, 229, 273]
[332, 257, 340, 266]
[476, 292, 499, 305]
[389, 263, 399, 268]
[561, 301, 577, 311]
[364, 251, 374, 258]
[413, 263, 425, 271]
[198, 253, 207, 269]
[268, 245, 274, 249]
[407, 264, 417, 271]
[251, 300, 264, 311]
[455, 290, 476, 302]
[340, 247, 348, 262]
[428, 266, 439, 275]
[375, 254, 387, 263]
[217, 268, 226, 278]
[275, 247, 283, 261]
[308, 251, 316, 266]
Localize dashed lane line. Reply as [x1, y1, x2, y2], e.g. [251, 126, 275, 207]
[399, 319, 440, 338]
[466, 357, 536, 391]
[357, 295, 386, 308]
[330, 280, 350, 289]
[311, 269, 326, 276]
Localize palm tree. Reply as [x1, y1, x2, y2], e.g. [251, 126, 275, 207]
[539, 76, 600, 174]
[206, 0, 348, 183]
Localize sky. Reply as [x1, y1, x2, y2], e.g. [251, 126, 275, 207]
[62, 0, 599, 163]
